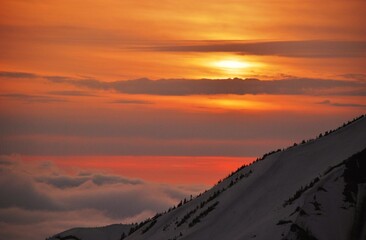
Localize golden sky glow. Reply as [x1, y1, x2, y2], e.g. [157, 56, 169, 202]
[0, 0, 365, 79]
[0, 0, 365, 180]
[1, 1, 366, 239]
[23, 155, 255, 185]
[0, 0, 365, 135]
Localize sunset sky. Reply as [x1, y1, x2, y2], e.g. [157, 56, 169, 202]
[0, 0, 366, 239]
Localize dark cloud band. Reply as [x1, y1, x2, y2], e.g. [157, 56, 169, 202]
[1, 71, 365, 97]
[317, 99, 366, 108]
[48, 77, 366, 96]
[150, 40, 366, 58]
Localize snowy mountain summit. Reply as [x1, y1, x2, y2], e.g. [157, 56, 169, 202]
[51, 116, 366, 240]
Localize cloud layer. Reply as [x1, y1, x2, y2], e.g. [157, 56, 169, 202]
[0, 155, 203, 240]
[35, 174, 142, 189]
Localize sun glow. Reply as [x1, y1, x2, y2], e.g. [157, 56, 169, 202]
[207, 98, 271, 111]
[214, 60, 250, 69]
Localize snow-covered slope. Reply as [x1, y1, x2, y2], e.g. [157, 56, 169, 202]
[51, 116, 366, 240]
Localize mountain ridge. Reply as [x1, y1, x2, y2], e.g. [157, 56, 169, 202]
[50, 115, 366, 240]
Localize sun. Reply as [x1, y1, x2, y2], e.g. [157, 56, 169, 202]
[214, 60, 250, 69]
[210, 59, 252, 76]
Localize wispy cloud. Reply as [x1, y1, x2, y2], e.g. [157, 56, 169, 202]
[91, 174, 143, 186]
[47, 90, 96, 97]
[150, 40, 366, 58]
[111, 99, 153, 104]
[0, 93, 66, 103]
[0, 24, 144, 46]
[35, 174, 142, 189]
[0, 71, 38, 79]
[35, 176, 89, 189]
[338, 73, 366, 81]
[46, 76, 110, 90]
[317, 99, 366, 108]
